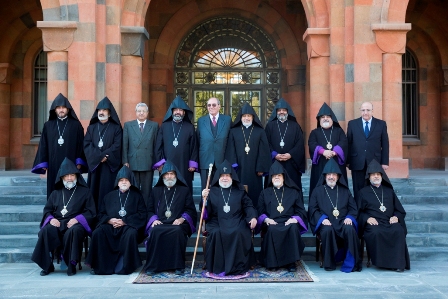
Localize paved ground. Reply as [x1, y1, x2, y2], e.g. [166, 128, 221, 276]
[0, 260, 447, 298]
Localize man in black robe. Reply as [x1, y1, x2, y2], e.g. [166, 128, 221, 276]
[308, 102, 348, 197]
[256, 161, 308, 271]
[31, 157, 96, 276]
[225, 103, 270, 206]
[358, 159, 410, 272]
[265, 98, 306, 190]
[32, 93, 87, 198]
[144, 161, 197, 276]
[154, 96, 198, 193]
[84, 97, 122, 209]
[308, 158, 362, 272]
[201, 160, 258, 276]
[87, 166, 147, 275]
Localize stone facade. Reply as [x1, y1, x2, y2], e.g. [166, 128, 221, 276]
[0, 0, 446, 176]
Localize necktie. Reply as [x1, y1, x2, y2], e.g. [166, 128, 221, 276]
[212, 116, 217, 127]
[364, 121, 369, 137]
[139, 122, 144, 133]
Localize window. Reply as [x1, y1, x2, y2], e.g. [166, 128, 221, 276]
[402, 49, 418, 137]
[33, 50, 47, 136]
[175, 17, 281, 125]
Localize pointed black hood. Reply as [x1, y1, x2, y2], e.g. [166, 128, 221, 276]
[49, 93, 79, 121]
[154, 160, 188, 187]
[316, 158, 349, 189]
[267, 98, 297, 122]
[267, 160, 300, 191]
[89, 96, 121, 126]
[316, 102, 341, 128]
[114, 166, 139, 190]
[231, 103, 263, 128]
[162, 96, 194, 123]
[365, 159, 393, 189]
[54, 157, 88, 189]
[211, 160, 245, 190]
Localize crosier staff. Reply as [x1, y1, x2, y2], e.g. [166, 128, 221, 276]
[190, 163, 213, 275]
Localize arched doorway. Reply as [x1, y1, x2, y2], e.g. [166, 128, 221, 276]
[174, 17, 281, 125]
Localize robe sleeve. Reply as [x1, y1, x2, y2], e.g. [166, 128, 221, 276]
[256, 129, 272, 174]
[357, 189, 370, 237]
[97, 193, 112, 225]
[31, 124, 50, 174]
[288, 123, 306, 173]
[224, 129, 238, 166]
[40, 190, 58, 227]
[307, 189, 325, 235]
[189, 125, 199, 170]
[102, 125, 123, 173]
[84, 125, 103, 171]
[242, 192, 258, 223]
[153, 124, 165, 168]
[75, 122, 88, 173]
[308, 129, 320, 164]
[182, 190, 197, 236]
[292, 189, 308, 234]
[145, 189, 158, 234]
[123, 192, 147, 230]
[393, 192, 407, 235]
[122, 122, 130, 165]
[255, 191, 268, 234]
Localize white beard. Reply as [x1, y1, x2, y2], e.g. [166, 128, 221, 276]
[326, 179, 336, 188]
[63, 179, 77, 190]
[242, 121, 252, 128]
[273, 181, 283, 188]
[219, 180, 232, 188]
[370, 177, 382, 186]
[163, 178, 177, 188]
[98, 115, 108, 121]
[321, 121, 331, 128]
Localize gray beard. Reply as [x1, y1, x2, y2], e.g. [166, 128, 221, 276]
[326, 180, 336, 188]
[321, 122, 331, 128]
[242, 121, 252, 128]
[273, 181, 283, 188]
[277, 114, 288, 122]
[98, 115, 108, 121]
[173, 114, 184, 122]
[63, 179, 77, 190]
[219, 181, 232, 188]
[163, 178, 177, 188]
[370, 178, 382, 186]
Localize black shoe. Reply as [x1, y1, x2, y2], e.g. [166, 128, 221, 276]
[324, 267, 336, 271]
[40, 264, 55, 276]
[67, 264, 77, 276]
[90, 269, 96, 275]
[395, 268, 404, 272]
[145, 270, 156, 276]
[174, 269, 184, 275]
[287, 263, 296, 272]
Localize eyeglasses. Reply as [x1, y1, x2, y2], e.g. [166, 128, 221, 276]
[136, 110, 148, 113]
[207, 103, 218, 107]
[360, 109, 372, 112]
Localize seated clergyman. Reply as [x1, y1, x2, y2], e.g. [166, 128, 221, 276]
[256, 161, 308, 271]
[86, 166, 147, 275]
[144, 161, 197, 276]
[201, 160, 258, 276]
[358, 159, 410, 272]
[31, 157, 96, 276]
[308, 158, 362, 272]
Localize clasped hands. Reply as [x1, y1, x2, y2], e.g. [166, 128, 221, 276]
[367, 216, 398, 225]
[151, 217, 185, 227]
[264, 217, 297, 226]
[108, 218, 126, 228]
[322, 218, 352, 226]
[50, 218, 78, 228]
[275, 153, 291, 161]
[322, 150, 336, 160]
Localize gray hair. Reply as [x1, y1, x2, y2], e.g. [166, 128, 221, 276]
[135, 103, 148, 111]
[207, 97, 221, 106]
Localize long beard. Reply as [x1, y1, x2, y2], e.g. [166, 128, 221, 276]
[326, 180, 336, 188]
[98, 115, 108, 121]
[219, 180, 232, 188]
[163, 178, 177, 188]
[242, 121, 252, 128]
[63, 179, 77, 190]
[273, 181, 283, 188]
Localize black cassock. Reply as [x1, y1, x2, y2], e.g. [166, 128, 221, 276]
[308, 126, 348, 197]
[265, 120, 306, 189]
[144, 185, 197, 272]
[86, 188, 147, 274]
[308, 185, 361, 272]
[32, 118, 86, 198]
[31, 185, 96, 273]
[226, 125, 271, 207]
[84, 120, 122, 208]
[358, 185, 410, 270]
[257, 186, 308, 268]
[154, 121, 198, 192]
[205, 186, 257, 275]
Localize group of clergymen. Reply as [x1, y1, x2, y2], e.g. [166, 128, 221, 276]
[30, 93, 410, 278]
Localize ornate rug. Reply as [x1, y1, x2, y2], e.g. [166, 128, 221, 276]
[133, 261, 315, 283]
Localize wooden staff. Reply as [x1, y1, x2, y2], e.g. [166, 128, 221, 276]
[190, 163, 213, 275]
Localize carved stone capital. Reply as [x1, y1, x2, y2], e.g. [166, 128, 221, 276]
[0, 63, 16, 84]
[443, 66, 448, 86]
[37, 21, 77, 52]
[121, 26, 149, 58]
[303, 28, 330, 60]
[372, 23, 411, 54]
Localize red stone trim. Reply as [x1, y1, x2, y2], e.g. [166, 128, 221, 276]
[37, 21, 77, 51]
[303, 28, 330, 60]
[371, 23, 411, 54]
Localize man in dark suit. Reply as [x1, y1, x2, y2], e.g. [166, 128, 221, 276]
[347, 101, 389, 201]
[122, 103, 158, 206]
[196, 97, 231, 189]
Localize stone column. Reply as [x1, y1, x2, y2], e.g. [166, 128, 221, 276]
[120, 26, 149, 121]
[37, 21, 77, 101]
[0, 63, 15, 170]
[303, 28, 330, 132]
[372, 23, 411, 178]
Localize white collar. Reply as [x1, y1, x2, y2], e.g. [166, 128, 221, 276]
[210, 113, 220, 121]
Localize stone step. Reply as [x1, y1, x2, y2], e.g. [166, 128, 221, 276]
[0, 235, 38, 248]
[402, 205, 448, 221]
[406, 233, 448, 247]
[0, 195, 46, 205]
[0, 222, 40, 235]
[0, 186, 46, 196]
[399, 195, 448, 205]
[408, 247, 448, 261]
[0, 205, 43, 222]
[406, 221, 448, 234]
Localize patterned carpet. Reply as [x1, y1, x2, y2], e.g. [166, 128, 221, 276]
[133, 261, 315, 283]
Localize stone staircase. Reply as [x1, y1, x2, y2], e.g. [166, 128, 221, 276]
[0, 172, 447, 263]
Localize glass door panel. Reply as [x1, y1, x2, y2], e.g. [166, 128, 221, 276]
[230, 90, 261, 122]
[193, 90, 225, 125]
